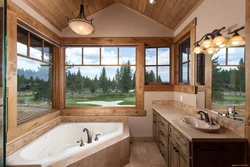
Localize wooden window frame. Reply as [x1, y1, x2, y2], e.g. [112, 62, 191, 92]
[16, 25, 57, 125]
[61, 44, 145, 116]
[177, 36, 191, 84]
[145, 46, 172, 85]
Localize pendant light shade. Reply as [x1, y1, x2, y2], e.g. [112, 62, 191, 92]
[201, 37, 212, 48]
[213, 35, 226, 46]
[206, 47, 217, 55]
[68, 0, 95, 35]
[229, 35, 245, 46]
[69, 19, 95, 35]
[193, 45, 204, 54]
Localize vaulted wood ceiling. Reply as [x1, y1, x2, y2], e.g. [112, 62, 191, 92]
[22, 0, 202, 31]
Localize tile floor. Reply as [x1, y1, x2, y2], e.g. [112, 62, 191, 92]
[125, 142, 167, 167]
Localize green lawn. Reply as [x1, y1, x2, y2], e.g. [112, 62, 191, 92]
[66, 93, 136, 107]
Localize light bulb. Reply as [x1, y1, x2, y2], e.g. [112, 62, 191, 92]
[229, 35, 245, 46]
[206, 47, 216, 55]
[232, 41, 240, 46]
[219, 44, 225, 48]
[149, 0, 157, 4]
[193, 45, 204, 54]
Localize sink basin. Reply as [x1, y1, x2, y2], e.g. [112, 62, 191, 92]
[181, 117, 220, 133]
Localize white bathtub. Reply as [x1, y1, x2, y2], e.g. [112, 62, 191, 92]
[7, 122, 123, 166]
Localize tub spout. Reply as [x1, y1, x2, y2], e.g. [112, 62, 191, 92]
[83, 128, 92, 143]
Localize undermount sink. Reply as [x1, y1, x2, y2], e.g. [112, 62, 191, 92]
[181, 117, 220, 133]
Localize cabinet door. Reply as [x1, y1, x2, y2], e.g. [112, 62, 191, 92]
[179, 152, 189, 167]
[169, 140, 180, 167]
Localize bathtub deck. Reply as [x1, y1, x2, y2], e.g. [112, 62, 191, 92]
[126, 142, 167, 167]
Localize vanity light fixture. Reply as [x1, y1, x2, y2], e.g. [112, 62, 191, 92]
[192, 26, 245, 55]
[68, 0, 95, 35]
[149, 0, 157, 4]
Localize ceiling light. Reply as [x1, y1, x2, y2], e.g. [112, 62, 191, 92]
[149, 0, 157, 4]
[193, 44, 204, 54]
[206, 47, 217, 55]
[68, 0, 95, 35]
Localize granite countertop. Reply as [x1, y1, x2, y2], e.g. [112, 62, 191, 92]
[152, 105, 246, 142]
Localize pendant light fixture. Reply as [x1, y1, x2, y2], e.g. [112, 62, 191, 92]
[68, 0, 95, 35]
[149, 0, 157, 4]
[201, 36, 212, 48]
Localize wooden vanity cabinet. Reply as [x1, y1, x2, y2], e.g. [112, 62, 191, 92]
[152, 109, 246, 167]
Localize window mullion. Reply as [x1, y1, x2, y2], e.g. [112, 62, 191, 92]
[28, 32, 30, 57]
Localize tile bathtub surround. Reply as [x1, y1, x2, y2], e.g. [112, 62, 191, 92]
[68, 138, 130, 167]
[152, 100, 245, 137]
[6, 117, 61, 156]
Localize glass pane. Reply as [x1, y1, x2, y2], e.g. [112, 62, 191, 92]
[83, 47, 100, 65]
[158, 66, 170, 83]
[212, 66, 245, 109]
[145, 48, 156, 65]
[44, 41, 53, 63]
[182, 52, 188, 62]
[30, 33, 42, 60]
[65, 47, 82, 65]
[212, 48, 226, 65]
[182, 63, 189, 83]
[101, 47, 118, 65]
[145, 66, 156, 83]
[65, 66, 135, 107]
[17, 56, 53, 120]
[119, 47, 136, 65]
[17, 26, 28, 56]
[158, 48, 170, 65]
[228, 47, 245, 65]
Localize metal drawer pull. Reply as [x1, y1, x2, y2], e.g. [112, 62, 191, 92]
[173, 147, 179, 152]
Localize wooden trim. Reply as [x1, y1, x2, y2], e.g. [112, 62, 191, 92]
[190, 26, 197, 86]
[174, 85, 197, 94]
[144, 84, 174, 91]
[136, 43, 145, 111]
[53, 46, 60, 109]
[174, 18, 197, 43]
[61, 107, 145, 116]
[7, 1, 60, 43]
[60, 37, 174, 46]
[205, 54, 212, 109]
[60, 47, 66, 109]
[7, 110, 60, 142]
[7, 9, 18, 131]
[17, 109, 56, 125]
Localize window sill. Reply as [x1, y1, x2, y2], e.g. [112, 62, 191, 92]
[61, 107, 146, 116]
[144, 84, 174, 91]
[17, 109, 59, 125]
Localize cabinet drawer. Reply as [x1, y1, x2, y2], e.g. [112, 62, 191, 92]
[169, 125, 190, 156]
[158, 116, 169, 132]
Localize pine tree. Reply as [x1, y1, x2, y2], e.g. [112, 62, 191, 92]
[99, 67, 108, 93]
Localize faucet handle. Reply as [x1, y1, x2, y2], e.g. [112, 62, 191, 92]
[77, 138, 84, 146]
[210, 117, 216, 125]
[94, 134, 101, 141]
[198, 113, 204, 120]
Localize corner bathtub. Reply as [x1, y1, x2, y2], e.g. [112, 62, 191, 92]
[7, 122, 123, 166]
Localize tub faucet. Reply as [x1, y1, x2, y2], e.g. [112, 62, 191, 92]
[83, 128, 92, 143]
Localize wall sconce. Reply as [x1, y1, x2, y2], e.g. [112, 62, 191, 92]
[193, 26, 245, 55]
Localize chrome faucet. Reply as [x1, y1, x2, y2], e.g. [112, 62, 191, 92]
[83, 128, 92, 143]
[197, 111, 210, 123]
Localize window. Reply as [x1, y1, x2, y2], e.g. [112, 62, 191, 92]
[17, 26, 54, 121]
[197, 53, 205, 85]
[178, 37, 190, 83]
[212, 47, 245, 109]
[145, 47, 171, 84]
[65, 46, 136, 107]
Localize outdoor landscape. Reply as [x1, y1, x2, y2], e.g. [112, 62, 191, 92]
[212, 48, 246, 108]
